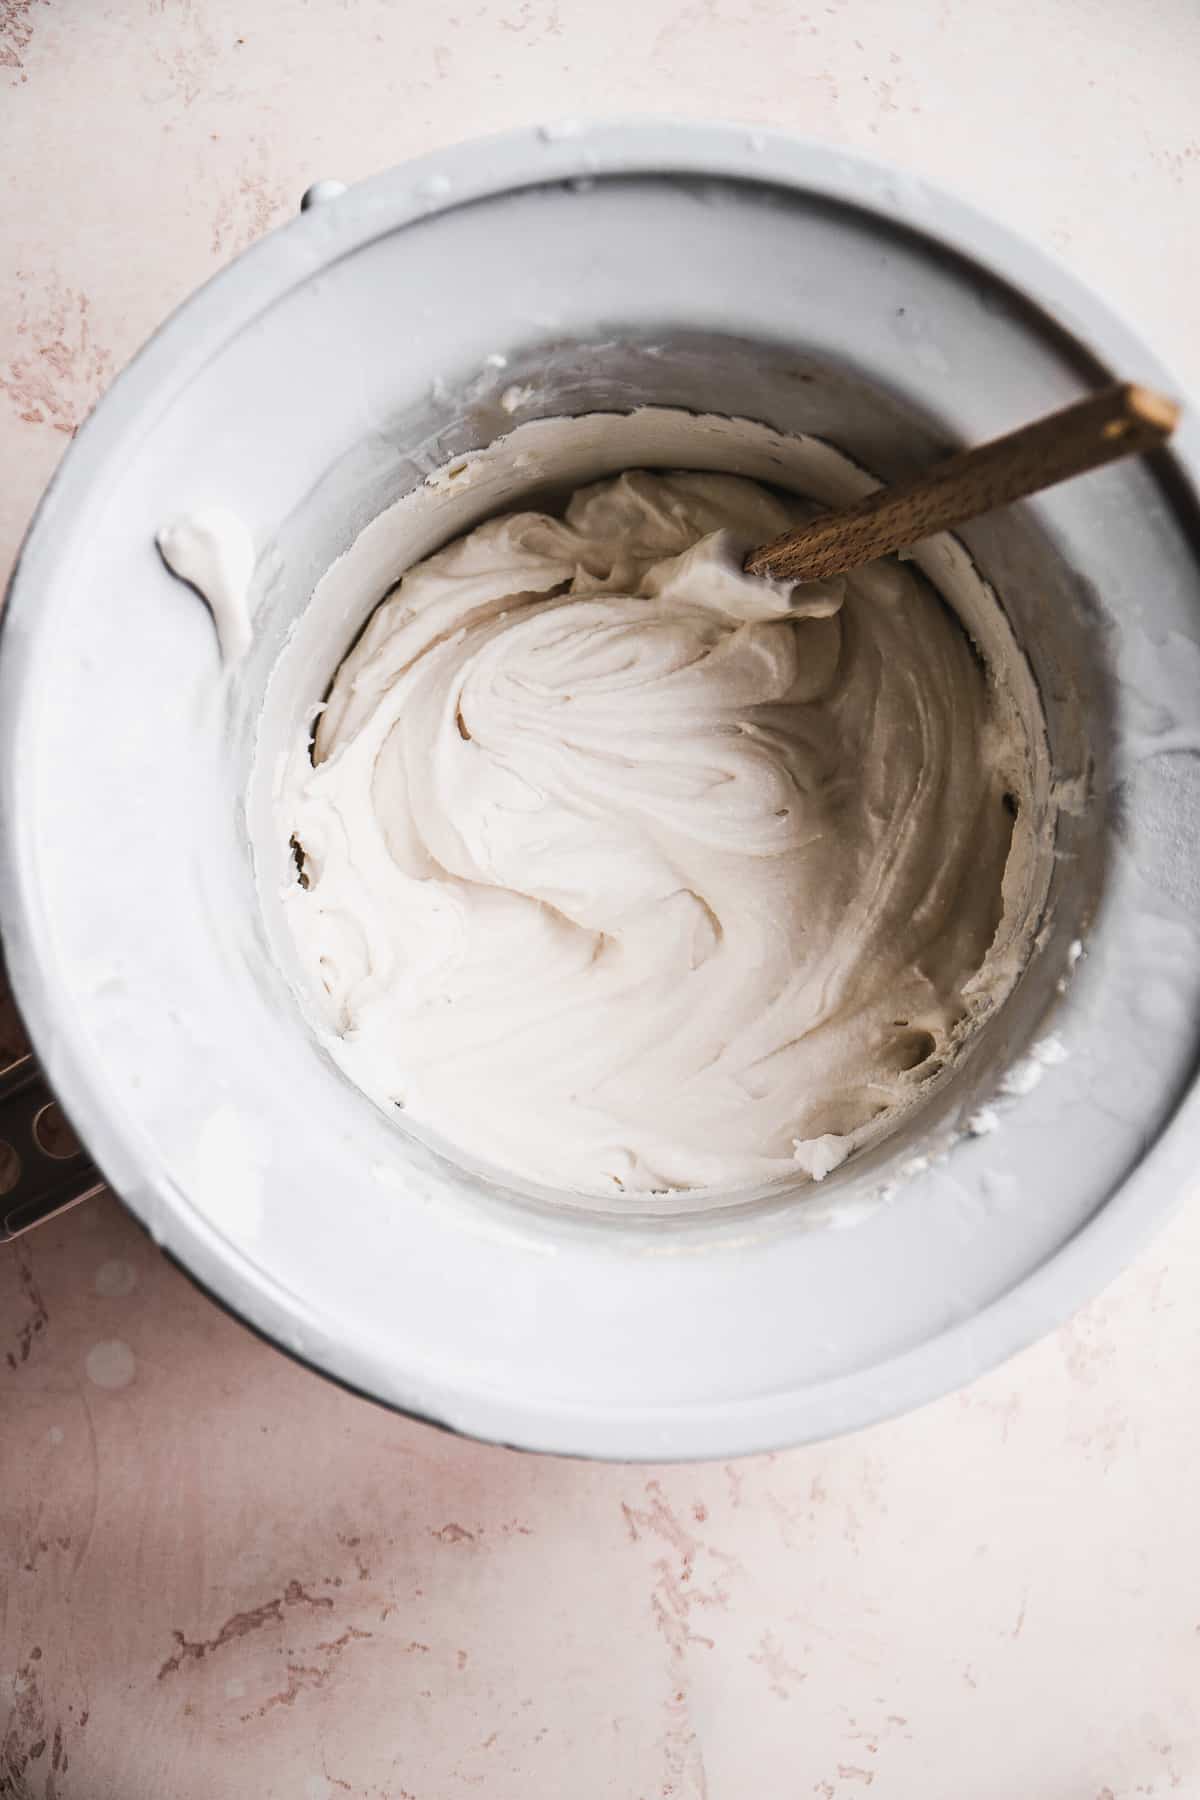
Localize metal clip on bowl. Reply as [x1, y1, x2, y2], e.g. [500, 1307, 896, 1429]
[1, 954, 104, 1241]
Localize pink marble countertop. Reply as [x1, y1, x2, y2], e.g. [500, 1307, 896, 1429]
[3, 3, 1200, 1795]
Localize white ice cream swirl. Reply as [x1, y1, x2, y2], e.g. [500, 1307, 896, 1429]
[284, 469, 1022, 1194]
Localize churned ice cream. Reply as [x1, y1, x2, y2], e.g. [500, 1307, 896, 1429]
[281, 462, 1038, 1196]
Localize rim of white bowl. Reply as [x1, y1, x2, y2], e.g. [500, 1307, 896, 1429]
[2, 119, 1199, 1460]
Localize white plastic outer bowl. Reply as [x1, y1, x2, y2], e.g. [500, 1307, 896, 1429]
[3, 122, 1200, 1461]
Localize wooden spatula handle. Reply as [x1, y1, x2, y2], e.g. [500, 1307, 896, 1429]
[746, 382, 1179, 585]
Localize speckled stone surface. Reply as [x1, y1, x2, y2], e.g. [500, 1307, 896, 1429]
[3, 3, 1200, 1795]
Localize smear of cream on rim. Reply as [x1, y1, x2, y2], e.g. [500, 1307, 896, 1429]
[999, 1033, 1069, 1097]
[157, 506, 256, 664]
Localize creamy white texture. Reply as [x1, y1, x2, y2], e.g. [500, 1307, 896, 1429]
[282, 467, 1030, 1196]
[157, 507, 256, 664]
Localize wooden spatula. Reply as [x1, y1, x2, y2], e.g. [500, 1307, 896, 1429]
[745, 382, 1179, 585]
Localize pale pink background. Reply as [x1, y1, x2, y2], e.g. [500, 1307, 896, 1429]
[3, 3, 1200, 1796]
